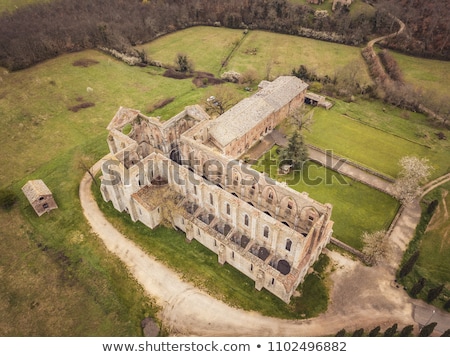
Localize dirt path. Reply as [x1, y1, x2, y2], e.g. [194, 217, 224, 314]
[80, 159, 418, 336]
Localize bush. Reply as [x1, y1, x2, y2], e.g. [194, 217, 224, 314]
[444, 299, 450, 311]
[335, 328, 346, 337]
[368, 326, 381, 337]
[0, 189, 18, 210]
[399, 251, 420, 278]
[400, 325, 414, 337]
[419, 322, 437, 337]
[427, 285, 444, 303]
[410, 277, 426, 298]
[352, 328, 364, 337]
[68, 102, 95, 112]
[441, 329, 450, 337]
[383, 323, 398, 337]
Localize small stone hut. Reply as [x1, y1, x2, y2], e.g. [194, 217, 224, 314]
[22, 180, 58, 216]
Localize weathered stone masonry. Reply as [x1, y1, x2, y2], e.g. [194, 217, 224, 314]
[100, 76, 333, 303]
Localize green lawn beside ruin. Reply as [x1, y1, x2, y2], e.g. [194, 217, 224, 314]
[92, 179, 330, 319]
[253, 146, 400, 249]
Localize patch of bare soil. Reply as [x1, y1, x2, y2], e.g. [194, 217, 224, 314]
[68, 102, 95, 112]
[72, 59, 99, 67]
[426, 190, 448, 232]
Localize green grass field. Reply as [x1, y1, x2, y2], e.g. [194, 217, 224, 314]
[253, 147, 399, 248]
[303, 101, 450, 179]
[0, 0, 49, 13]
[390, 51, 450, 95]
[141, 26, 372, 85]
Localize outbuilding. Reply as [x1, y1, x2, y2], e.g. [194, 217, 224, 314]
[22, 180, 58, 216]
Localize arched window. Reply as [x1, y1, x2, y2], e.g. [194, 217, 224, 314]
[193, 186, 197, 195]
[285, 239, 292, 251]
[268, 191, 273, 201]
[263, 226, 269, 238]
[244, 214, 249, 226]
[226, 203, 231, 215]
[287, 200, 293, 210]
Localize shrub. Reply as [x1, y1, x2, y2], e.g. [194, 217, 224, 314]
[68, 102, 95, 112]
[410, 277, 426, 298]
[368, 326, 380, 337]
[419, 322, 437, 337]
[352, 328, 364, 337]
[400, 325, 414, 337]
[444, 299, 450, 311]
[335, 328, 346, 337]
[441, 329, 450, 337]
[383, 323, 398, 337]
[0, 189, 18, 210]
[399, 251, 420, 278]
[427, 285, 444, 303]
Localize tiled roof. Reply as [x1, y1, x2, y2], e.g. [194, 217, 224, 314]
[208, 76, 308, 148]
[21, 180, 52, 203]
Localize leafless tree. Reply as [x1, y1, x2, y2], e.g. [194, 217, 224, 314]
[393, 156, 433, 205]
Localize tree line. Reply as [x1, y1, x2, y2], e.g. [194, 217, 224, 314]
[0, 0, 397, 71]
[373, 0, 450, 59]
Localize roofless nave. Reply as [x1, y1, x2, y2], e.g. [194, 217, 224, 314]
[100, 76, 333, 303]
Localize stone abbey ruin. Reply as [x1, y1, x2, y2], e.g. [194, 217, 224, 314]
[100, 76, 333, 303]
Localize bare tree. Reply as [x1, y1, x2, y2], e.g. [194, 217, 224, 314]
[288, 106, 314, 133]
[362, 230, 390, 266]
[393, 156, 433, 205]
[204, 85, 241, 116]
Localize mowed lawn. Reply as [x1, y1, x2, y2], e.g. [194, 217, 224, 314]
[253, 147, 399, 249]
[303, 100, 450, 179]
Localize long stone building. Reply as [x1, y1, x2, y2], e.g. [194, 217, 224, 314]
[100, 76, 333, 303]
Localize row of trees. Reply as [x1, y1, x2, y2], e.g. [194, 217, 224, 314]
[335, 323, 449, 337]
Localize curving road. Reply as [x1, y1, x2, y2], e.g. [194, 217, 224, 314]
[80, 159, 425, 336]
[78, 11, 450, 336]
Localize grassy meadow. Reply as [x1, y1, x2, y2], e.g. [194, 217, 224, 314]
[141, 26, 372, 85]
[0, 0, 50, 13]
[390, 51, 450, 95]
[1, 25, 449, 334]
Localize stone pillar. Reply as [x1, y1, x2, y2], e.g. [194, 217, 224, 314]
[185, 221, 194, 243]
[255, 269, 265, 291]
[218, 244, 226, 265]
